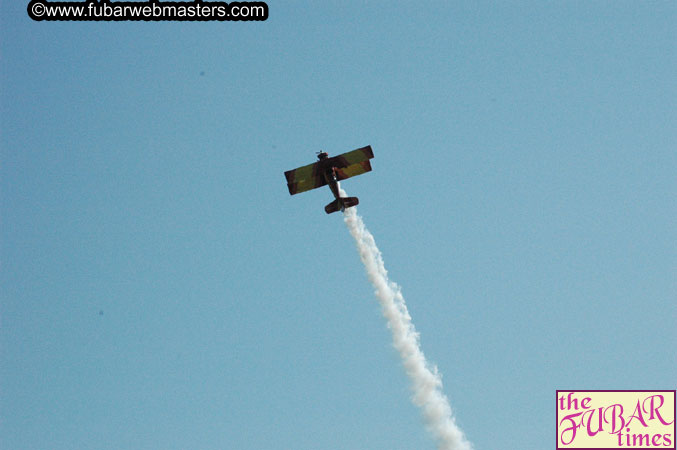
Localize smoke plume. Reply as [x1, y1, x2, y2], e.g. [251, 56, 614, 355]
[341, 193, 472, 450]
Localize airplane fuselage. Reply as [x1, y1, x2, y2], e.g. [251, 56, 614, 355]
[323, 168, 343, 206]
[318, 161, 359, 213]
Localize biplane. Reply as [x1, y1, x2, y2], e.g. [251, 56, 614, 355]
[284, 145, 374, 214]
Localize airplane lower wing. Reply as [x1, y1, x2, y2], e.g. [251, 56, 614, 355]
[284, 161, 325, 195]
[335, 160, 372, 181]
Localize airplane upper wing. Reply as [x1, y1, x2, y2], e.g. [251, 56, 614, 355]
[284, 145, 374, 195]
[326, 145, 374, 169]
[330, 145, 374, 182]
[284, 161, 326, 195]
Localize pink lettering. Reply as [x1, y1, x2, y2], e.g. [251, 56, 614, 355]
[559, 412, 584, 445]
[604, 403, 626, 434]
[582, 407, 604, 437]
[627, 400, 649, 428]
[643, 394, 674, 426]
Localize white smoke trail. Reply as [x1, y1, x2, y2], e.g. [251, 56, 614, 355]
[341, 193, 472, 450]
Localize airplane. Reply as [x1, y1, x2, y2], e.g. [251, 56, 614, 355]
[284, 145, 374, 214]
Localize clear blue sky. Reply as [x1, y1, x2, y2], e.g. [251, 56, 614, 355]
[2, 2, 675, 449]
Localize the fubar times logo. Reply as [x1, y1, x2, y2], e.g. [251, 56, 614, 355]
[557, 390, 675, 449]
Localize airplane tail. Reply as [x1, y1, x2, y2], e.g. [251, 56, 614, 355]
[342, 196, 359, 208]
[324, 197, 359, 214]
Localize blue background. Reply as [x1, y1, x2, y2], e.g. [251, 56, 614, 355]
[2, 1, 675, 448]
